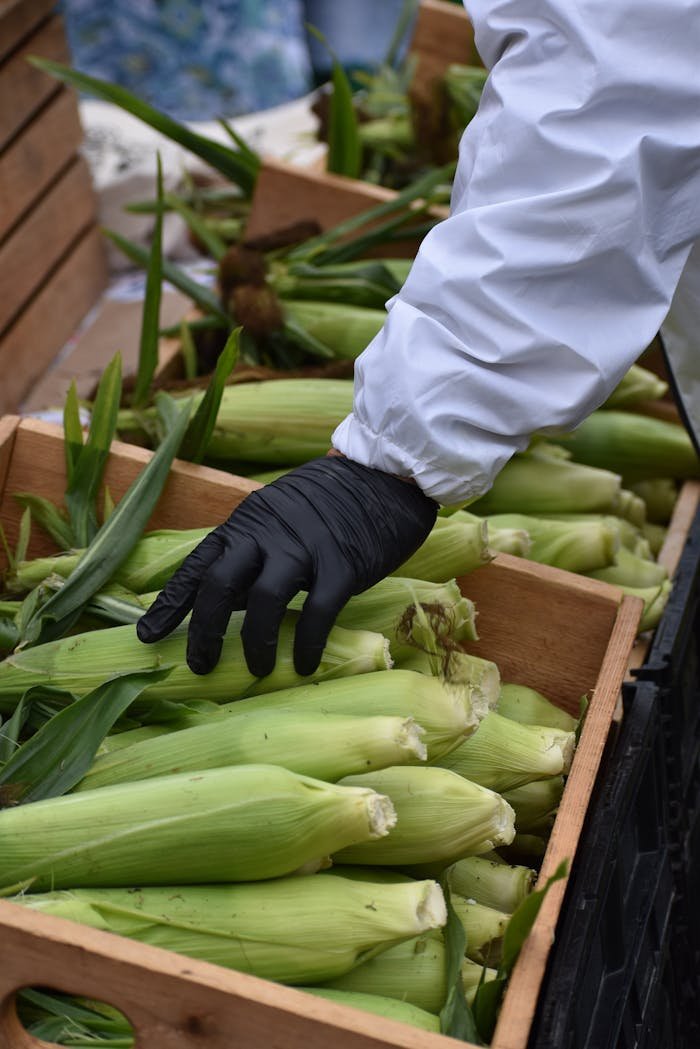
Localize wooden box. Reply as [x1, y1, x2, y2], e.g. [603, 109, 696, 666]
[0, 416, 641, 1049]
[0, 1, 107, 414]
[407, 0, 479, 116]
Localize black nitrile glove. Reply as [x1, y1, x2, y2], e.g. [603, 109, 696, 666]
[136, 455, 437, 678]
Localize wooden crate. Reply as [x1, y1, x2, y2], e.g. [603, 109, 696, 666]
[0, 3, 108, 414]
[407, 0, 479, 118]
[0, 416, 641, 1049]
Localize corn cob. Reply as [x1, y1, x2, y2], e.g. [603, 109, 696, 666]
[397, 649, 500, 717]
[586, 545, 668, 588]
[500, 833, 548, 865]
[434, 711, 575, 793]
[99, 667, 485, 763]
[450, 894, 509, 966]
[601, 364, 668, 408]
[319, 931, 497, 1013]
[469, 452, 624, 515]
[334, 765, 515, 866]
[76, 710, 428, 792]
[496, 683, 578, 732]
[302, 989, 440, 1032]
[17, 872, 445, 985]
[628, 478, 679, 524]
[393, 515, 491, 581]
[283, 300, 386, 360]
[477, 513, 619, 574]
[641, 521, 667, 558]
[445, 854, 536, 913]
[0, 613, 391, 714]
[0, 765, 396, 891]
[502, 776, 565, 832]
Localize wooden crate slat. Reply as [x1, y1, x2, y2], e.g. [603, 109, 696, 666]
[408, 0, 478, 101]
[0, 87, 82, 241]
[0, 14, 69, 150]
[245, 158, 447, 259]
[0, 0, 54, 64]
[0, 155, 97, 334]
[0, 225, 107, 413]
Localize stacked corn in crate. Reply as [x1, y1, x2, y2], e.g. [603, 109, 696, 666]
[0, 0, 107, 413]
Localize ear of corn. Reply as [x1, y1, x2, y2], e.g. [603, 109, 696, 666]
[16, 872, 445, 985]
[496, 683, 578, 732]
[334, 765, 515, 866]
[301, 989, 441, 1033]
[282, 301, 386, 360]
[469, 452, 623, 516]
[445, 854, 536, 913]
[629, 478, 678, 524]
[450, 894, 509, 966]
[499, 832, 548, 865]
[602, 364, 669, 408]
[0, 764, 396, 890]
[76, 710, 428, 792]
[98, 668, 486, 764]
[641, 521, 667, 558]
[586, 545, 668, 588]
[318, 931, 497, 1013]
[502, 776, 565, 832]
[0, 614, 392, 714]
[393, 516, 492, 582]
[397, 649, 500, 717]
[546, 410, 700, 482]
[478, 513, 619, 574]
[117, 379, 354, 466]
[434, 712, 575, 793]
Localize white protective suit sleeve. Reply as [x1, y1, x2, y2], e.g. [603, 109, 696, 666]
[332, 0, 700, 506]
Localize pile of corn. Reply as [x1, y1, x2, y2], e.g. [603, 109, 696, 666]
[0, 524, 580, 1039]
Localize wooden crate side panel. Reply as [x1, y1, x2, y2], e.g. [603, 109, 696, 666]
[409, 0, 478, 99]
[0, 902, 458, 1049]
[0, 419, 260, 561]
[245, 159, 447, 258]
[0, 156, 97, 334]
[491, 593, 642, 1049]
[0, 225, 107, 413]
[0, 0, 55, 63]
[459, 554, 624, 713]
[0, 14, 69, 149]
[0, 88, 82, 241]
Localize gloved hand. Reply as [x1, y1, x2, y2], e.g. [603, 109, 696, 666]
[136, 454, 437, 677]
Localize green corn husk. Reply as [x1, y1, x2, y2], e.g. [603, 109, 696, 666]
[548, 410, 700, 482]
[496, 683, 578, 732]
[320, 931, 497, 1013]
[271, 259, 403, 310]
[0, 764, 397, 891]
[586, 545, 668, 588]
[502, 776, 565, 832]
[0, 613, 391, 714]
[17, 872, 445, 984]
[615, 489, 647, 527]
[283, 301, 386, 360]
[450, 894, 509, 966]
[641, 522, 668, 558]
[602, 364, 669, 408]
[76, 711, 428, 792]
[302, 989, 440, 1033]
[393, 516, 492, 582]
[291, 576, 479, 659]
[382, 259, 413, 285]
[479, 513, 619, 574]
[613, 580, 673, 632]
[534, 512, 648, 554]
[117, 379, 354, 466]
[445, 854, 536, 914]
[334, 765, 515, 866]
[486, 526, 532, 557]
[434, 712, 575, 793]
[397, 649, 501, 717]
[99, 668, 484, 764]
[499, 833, 547, 865]
[628, 478, 679, 524]
[469, 452, 623, 516]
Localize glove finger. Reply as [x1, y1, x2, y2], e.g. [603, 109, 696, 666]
[186, 538, 261, 675]
[293, 563, 355, 677]
[137, 531, 225, 643]
[240, 555, 307, 678]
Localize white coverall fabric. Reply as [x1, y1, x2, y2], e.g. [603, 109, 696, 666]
[332, 0, 700, 505]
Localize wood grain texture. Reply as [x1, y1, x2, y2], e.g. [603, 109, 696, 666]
[0, 14, 69, 149]
[0, 0, 54, 64]
[657, 480, 700, 577]
[0, 419, 642, 1049]
[408, 0, 478, 101]
[0, 156, 97, 334]
[0, 225, 107, 413]
[0, 88, 82, 241]
[245, 158, 448, 259]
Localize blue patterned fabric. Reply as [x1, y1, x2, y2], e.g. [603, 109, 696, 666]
[59, 0, 314, 120]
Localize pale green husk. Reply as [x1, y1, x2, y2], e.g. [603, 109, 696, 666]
[445, 854, 536, 914]
[283, 300, 385, 360]
[16, 872, 445, 984]
[496, 683, 578, 732]
[393, 516, 492, 581]
[502, 776, 565, 832]
[301, 989, 440, 1032]
[450, 894, 510, 966]
[469, 451, 623, 515]
[479, 513, 619, 573]
[0, 764, 395, 891]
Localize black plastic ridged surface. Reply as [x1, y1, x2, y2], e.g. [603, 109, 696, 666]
[529, 681, 673, 1049]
